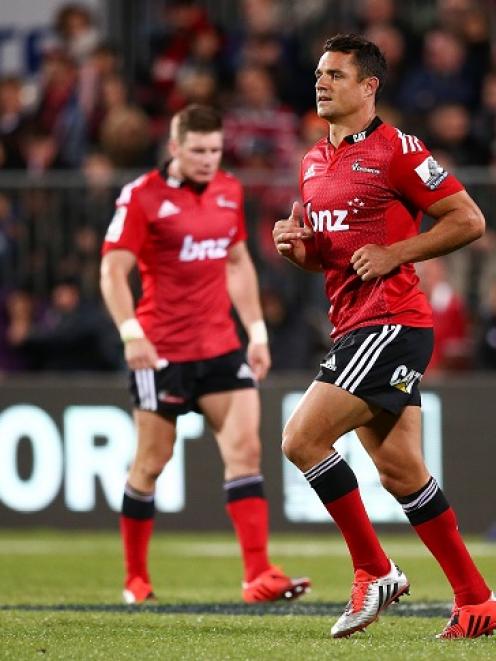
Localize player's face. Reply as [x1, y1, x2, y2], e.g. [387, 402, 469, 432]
[315, 51, 373, 121]
[173, 130, 223, 183]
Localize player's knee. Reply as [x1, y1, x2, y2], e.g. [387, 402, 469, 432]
[137, 452, 171, 482]
[228, 435, 261, 469]
[378, 465, 411, 497]
[281, 424, 306, 466]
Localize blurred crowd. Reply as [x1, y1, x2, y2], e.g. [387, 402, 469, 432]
[1, 0, 496, 375]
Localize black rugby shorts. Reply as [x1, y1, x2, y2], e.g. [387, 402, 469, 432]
[129, 348, 256, 418]
[315, 324, 434, 414]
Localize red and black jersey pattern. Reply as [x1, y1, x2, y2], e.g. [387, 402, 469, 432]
[102, 168, 246, 361]
[300, 118, 464, 338]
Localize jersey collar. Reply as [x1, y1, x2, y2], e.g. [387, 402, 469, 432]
[160, 162, 208, 193]
[342, 116, 383, 144]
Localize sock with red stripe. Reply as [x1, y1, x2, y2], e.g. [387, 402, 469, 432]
[225, 475, 271, 582]
[120, 483, 155, 587]
[397, 477, 491, 606]
[305, 452, 390, 577]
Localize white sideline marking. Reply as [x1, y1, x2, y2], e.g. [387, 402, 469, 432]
[0, 539, 494, 558]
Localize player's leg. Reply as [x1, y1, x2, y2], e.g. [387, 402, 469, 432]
[199, 387, 310, 602]
[358, 406, 495, 638]
[121, 409, 176, 604]
[283, 379, 391, 578]
[122, 364, 184, 604]
[284, 380, 413, 637]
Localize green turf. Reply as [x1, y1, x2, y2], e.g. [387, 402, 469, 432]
[1, 530, 495, 659]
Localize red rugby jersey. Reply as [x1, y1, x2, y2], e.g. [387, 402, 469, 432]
[102, 168, 247, 361]
[300, 118, 464, 338]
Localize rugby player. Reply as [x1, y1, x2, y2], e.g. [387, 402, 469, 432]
[101, 104, 310, 605]
[273, 33, 495, 639]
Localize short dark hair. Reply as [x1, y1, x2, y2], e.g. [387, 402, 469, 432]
[172, 104, 222, 143]
[324, 33, 387, 93]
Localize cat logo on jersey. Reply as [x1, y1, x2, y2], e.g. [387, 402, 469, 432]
[390, 365, 422, 394]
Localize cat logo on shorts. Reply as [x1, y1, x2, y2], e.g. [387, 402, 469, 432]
[321, 354, 337, 371]
[390, 365, 422, 394]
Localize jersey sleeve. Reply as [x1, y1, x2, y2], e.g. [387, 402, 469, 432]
[101, 176, 148, 256]
[388, 135, 464, 212]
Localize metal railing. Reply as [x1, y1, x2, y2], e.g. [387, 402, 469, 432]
[0, 166, 495, 297]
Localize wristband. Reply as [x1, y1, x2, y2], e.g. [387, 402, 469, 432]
[119, 318, 145, 342]
[248, 320, 268, 344]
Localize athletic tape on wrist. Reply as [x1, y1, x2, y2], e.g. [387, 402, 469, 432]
[248, 320, 268, 344]
[119, 318, 145, 342]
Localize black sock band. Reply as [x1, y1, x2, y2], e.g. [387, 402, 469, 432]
[304, 452, 358, 504]
[396, 476, 449, 526]
[224, 475, 265, 503]
[122, 483, 155, 519]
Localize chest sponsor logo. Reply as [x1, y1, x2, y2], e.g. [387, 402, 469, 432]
[390, 365, 422, 394]
[179, 234, 230, 261]
[158, 200, 181, 218]
[216, 195, 238, 209]
[414, 156, 448, 191]
[306, 203, 350, 232]
[352, 160, 381, 175]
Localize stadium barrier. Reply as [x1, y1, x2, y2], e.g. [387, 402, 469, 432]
[0, 373, 494, 533]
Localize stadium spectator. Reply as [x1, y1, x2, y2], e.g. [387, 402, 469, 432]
[0, 286, 40, 371]
[0, 193, 20, 287]
[165, 65, 219, 115]
[53, 3, 101, 64]
[418, 258, 472, 372]
[473, 71, 496, 165]
[98, 75, 152, 167]
[0, 76, 31, 169]
[363, 24, 408, 108]
[426, 103, 491, 167]
[79, 43, 122, 143]
[20, 128, 59, 174]
[273, 32, 495, 640]
[0, 0, 494, 373]
[223, 65, 299, 169]
[100, 104, 310, 605]
[35, 49, 87, 167]
[397, 29, 479, 124]
[475, 278, 496, 370]
[11, 276, 121, 371]
[147, 0, 216, 111]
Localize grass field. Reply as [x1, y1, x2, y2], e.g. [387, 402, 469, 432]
[1, 530, 495, 660]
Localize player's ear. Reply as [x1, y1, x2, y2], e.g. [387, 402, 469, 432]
[168, 138, 179, 158]
[363, 76, 380, 98]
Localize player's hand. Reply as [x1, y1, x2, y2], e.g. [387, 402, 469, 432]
[273, 201, 313, 261]
[124, 337, 160, 370]
[350, 244, 399, 281]
[247, 341, 271, 381]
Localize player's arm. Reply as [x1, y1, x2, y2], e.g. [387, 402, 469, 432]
[100, 249, 159, 369]
[351, 190, 484, 281]
[226, 241, 271, 380]
[273, 201, 323, 272]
